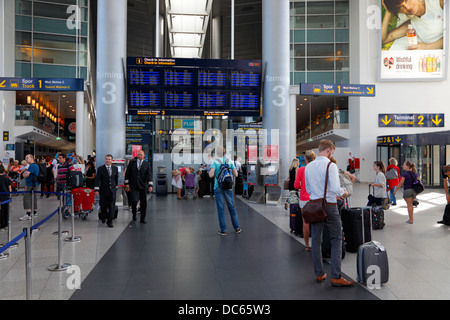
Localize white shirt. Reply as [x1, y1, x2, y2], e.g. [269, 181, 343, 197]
[305, 156, 345, 203]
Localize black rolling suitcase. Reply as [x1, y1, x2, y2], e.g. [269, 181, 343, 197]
[367, 186, 385, 229]
[289, 203, 302, 236]
[341, 207, 371, 253]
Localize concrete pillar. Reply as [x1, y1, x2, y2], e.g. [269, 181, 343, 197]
[76, 91, 84, 158]
[0, 0, 16, 161]
[96, 0, 127, 166]
[262, 0, 291, 185]
[212, 16, 222, 59]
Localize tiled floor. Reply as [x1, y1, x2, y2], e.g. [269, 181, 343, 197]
[0, 182, 449, 300]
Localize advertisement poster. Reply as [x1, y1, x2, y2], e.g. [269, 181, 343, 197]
[380, 0, 446, 80]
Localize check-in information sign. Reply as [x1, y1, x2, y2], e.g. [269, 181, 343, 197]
[379, 114, 444, 128]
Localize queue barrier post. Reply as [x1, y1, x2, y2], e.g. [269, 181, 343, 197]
[65, 194, 82, 243]
[24, 227, 32, 300]
[48, 196, 71, 272]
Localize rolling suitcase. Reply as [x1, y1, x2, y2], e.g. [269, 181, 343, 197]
[289, 203, 302, 236]
[341, 207, 371, 253]
[371, 205, 385, 230]
[367, 186, 385, 229]
[72, 188, 95, 220]
[357, 241, 389, 286]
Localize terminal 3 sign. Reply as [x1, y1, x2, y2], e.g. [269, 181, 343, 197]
[378, 113, 445, 128]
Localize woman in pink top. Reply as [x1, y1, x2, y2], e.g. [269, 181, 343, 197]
[294, 150, 317, 251]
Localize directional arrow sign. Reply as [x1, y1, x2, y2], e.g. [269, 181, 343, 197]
[379, 114, 445, 128]
[300, 83, 376, 97]
[381, 115, 392, 126]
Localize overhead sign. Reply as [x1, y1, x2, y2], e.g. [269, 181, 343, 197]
[300, 83, 375, 97]
[127, 57, 262, 117]
[379, 114, 444, 128]
[0, 77, 84, 91]
[377, 135, 404, 145]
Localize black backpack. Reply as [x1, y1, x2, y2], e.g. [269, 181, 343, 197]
[37, 163, 48, 184]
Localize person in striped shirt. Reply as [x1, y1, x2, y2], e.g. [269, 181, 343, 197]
[55, 153, 74, 199]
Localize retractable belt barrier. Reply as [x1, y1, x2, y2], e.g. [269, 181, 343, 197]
[0, 189, 77, 300]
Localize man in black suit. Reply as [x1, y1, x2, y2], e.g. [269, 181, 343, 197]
[124, 150, 153, 223]
[94, 154, 119, 228]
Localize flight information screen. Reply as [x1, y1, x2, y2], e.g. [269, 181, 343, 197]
[127, 57, 262, 116]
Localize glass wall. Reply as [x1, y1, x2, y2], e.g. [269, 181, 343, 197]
[15, 0, 89, 79]
[290, 0, 350, 85]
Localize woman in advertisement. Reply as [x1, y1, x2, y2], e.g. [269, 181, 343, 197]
[382, 0, 444, 51]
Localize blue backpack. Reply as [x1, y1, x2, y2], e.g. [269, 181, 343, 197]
[217, 158, 234, 190]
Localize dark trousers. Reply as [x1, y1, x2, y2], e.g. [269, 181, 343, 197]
[99, 191, 116, 223]
[131, 189, 147, 221]
[0, 202, 9, 228]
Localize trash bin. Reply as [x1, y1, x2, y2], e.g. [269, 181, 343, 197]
[156, 166, 167, 196]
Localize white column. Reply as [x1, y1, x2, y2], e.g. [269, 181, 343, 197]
[262, 0, 291, 185]
[96, 0, 127, 166]
[76, 91, 84, 158]
[0, 0, 16, 161]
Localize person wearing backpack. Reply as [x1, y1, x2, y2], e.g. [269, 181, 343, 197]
[209, 147, 241, 236]
[19, 154, 40, 221]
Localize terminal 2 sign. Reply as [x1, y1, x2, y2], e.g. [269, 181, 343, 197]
[378, 113, 445, 128]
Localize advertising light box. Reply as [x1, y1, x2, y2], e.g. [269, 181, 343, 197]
[127, 57, 262, 116]
[379, 0, 447, 81]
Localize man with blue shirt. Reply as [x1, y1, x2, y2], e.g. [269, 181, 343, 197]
[305, 140, 353, 287]
[20, 154, 40, 221]
[209, 147, 241, 236]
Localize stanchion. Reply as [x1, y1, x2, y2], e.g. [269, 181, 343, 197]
[65, 194, 81, 243]
[24, 227, 32, 300]
[48, 197, 71, 272]
[53, 191, 69, 236]
[30, 189, 39, 233]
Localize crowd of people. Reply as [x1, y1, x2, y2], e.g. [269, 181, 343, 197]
[2, 140, 449, 286]
[284, 139, 449, 286]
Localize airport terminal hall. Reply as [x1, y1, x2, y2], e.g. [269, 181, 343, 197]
[1, 0, 450, 306]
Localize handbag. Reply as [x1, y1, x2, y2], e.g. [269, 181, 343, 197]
[386, 168, 398, 180]
[408, 172, 424, 194]
[302, 162, 331, 224]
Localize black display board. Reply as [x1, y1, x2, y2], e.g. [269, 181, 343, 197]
[127, 57, 262, 116]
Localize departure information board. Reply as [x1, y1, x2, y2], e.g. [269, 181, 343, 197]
[127, 57, 262, 116]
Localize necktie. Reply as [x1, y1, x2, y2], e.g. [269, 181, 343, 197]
[107, 166, 111, 176]
[138, 161, 141, 170]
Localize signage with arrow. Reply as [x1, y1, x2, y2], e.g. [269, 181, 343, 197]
[379, 114, 445, 128]
[300, 83, 376, 97]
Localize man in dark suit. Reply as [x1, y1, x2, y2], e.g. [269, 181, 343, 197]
[94, 154, 119, 228]
[125, 150, 153, 223]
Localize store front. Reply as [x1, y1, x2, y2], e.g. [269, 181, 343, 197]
[377, 131, 450, 187]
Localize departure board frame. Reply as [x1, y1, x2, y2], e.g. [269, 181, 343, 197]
[127, 57, 263, 116]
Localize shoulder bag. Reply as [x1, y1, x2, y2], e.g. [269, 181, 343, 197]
[302, 162, 332, 224]
[408, 171, 424, 194]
